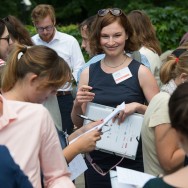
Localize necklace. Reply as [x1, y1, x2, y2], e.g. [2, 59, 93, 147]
[102, 56, 127, 68]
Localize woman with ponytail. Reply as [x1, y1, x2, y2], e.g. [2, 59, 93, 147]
[142, 48, 188, 176]
[144, 82, 188, 188]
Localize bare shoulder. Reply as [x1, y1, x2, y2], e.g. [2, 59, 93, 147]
[164, 166, 188, 187]
[138, 64, 151, 76]
[79, 66, 90, 87]
[138, 64, 156, 84]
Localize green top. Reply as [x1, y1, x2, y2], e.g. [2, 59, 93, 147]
[143, 178, 176, 188]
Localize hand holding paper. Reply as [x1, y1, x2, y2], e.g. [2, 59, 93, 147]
[97, 102, 125, 130]
[70, 102, 125, 144]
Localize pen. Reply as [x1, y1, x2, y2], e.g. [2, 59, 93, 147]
[77, 114, 96, 122]
[77, 114, 109, 127]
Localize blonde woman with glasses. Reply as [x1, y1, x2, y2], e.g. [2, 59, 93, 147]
[71, 8, 159, 188]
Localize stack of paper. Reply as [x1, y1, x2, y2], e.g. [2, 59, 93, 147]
[110, 167, 155, 188]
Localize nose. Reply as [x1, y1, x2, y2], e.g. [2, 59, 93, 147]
[9, 37, 14, 45]
[108, 37, 115, 45]
[81, 40, 86, 49]
[42, 29, 48, 35]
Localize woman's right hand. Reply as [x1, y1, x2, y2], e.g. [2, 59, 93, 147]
[74, 85, 95, 107]
[76, 129, 101, 153]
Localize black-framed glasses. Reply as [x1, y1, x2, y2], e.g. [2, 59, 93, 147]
[36, 25, 54, 33]
[98, 8, 122, 17]
[0, 35, 10, 44]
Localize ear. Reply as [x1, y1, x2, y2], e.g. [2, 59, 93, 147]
[125, 35, 129, 40]
[28, 73, 38, 86]
[180, 73, 188, 83]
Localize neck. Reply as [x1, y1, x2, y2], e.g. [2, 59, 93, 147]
[2, 85, 26, 102]
[103, 55, 127, 68]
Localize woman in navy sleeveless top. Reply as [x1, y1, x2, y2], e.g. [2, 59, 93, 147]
[72, 8, 159, 188]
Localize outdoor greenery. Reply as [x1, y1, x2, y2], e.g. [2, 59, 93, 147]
[1, 0, 188, 54]
[147, 7, 188, 52]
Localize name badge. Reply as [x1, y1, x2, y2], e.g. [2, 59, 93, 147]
[112, 67, 132, 84]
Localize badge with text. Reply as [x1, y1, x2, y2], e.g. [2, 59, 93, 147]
[112, 67, 132, 84]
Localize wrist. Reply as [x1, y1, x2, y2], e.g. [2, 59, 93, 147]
[73, 99, 81, 108]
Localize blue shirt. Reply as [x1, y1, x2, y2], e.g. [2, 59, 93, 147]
[77, 54, 105, 84]
[0, 145, 33, 188]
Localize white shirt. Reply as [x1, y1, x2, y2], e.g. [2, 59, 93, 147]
[139, 46, 162, 87]
[32, 29, 85, 91]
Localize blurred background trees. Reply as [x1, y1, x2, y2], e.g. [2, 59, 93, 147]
[0, 0, 188, 52]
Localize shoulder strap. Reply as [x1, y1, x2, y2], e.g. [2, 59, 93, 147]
[131, 51, 141, 63]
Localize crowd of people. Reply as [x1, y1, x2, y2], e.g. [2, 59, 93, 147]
[0, 5, 188, 188]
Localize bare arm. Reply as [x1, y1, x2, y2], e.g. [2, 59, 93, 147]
[63, 121, 102, 163]
[117, 65, 159, 124]
[71, 68, 94, 127]
[155, 124, 185, 174]
[139, 64, 159, 103]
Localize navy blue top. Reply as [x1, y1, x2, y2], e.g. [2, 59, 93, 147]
[0, 145, 33, 188]
[88, 60, 145, 171]
[89, 60, 145, 107]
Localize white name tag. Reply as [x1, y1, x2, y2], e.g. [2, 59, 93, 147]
[112, 67, 132, 84]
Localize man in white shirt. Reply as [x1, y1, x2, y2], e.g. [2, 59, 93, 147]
[31, 4, 85, 134]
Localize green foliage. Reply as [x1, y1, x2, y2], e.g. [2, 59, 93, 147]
[146, 7, 188, 52]
[26, 6, 188, 55]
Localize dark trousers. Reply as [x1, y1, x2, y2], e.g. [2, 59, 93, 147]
[57, 94, 74, 135]
[85, 162, 112, 188]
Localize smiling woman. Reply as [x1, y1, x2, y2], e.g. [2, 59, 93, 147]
[71, 7, 159, 188]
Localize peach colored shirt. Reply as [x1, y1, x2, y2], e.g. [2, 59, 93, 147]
[0, 95, 75, 188]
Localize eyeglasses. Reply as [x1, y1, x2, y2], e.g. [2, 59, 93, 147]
[0, 35, 10, 44]
[85, 153, 124, 176]
[98, 8, 122, 17]
[36, 25, 54, 33]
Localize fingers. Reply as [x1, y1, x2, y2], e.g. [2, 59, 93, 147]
[117, 111, 125, 125]
[76, 86, 95, 104]
[78, 130, 101, 153]
[78, 85, 92, 92]
[85, 119, 103, 129]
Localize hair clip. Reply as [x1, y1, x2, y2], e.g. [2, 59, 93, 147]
[175, 57, 179, 63]
[18, 52, 23, 60]
[0, 59, 5, 67]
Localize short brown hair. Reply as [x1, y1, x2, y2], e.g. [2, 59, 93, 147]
[31, 4, 56, 25]
[89, 8, 139, 56]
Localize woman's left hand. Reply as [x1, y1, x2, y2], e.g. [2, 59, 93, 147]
[114, 102, 138, 124]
